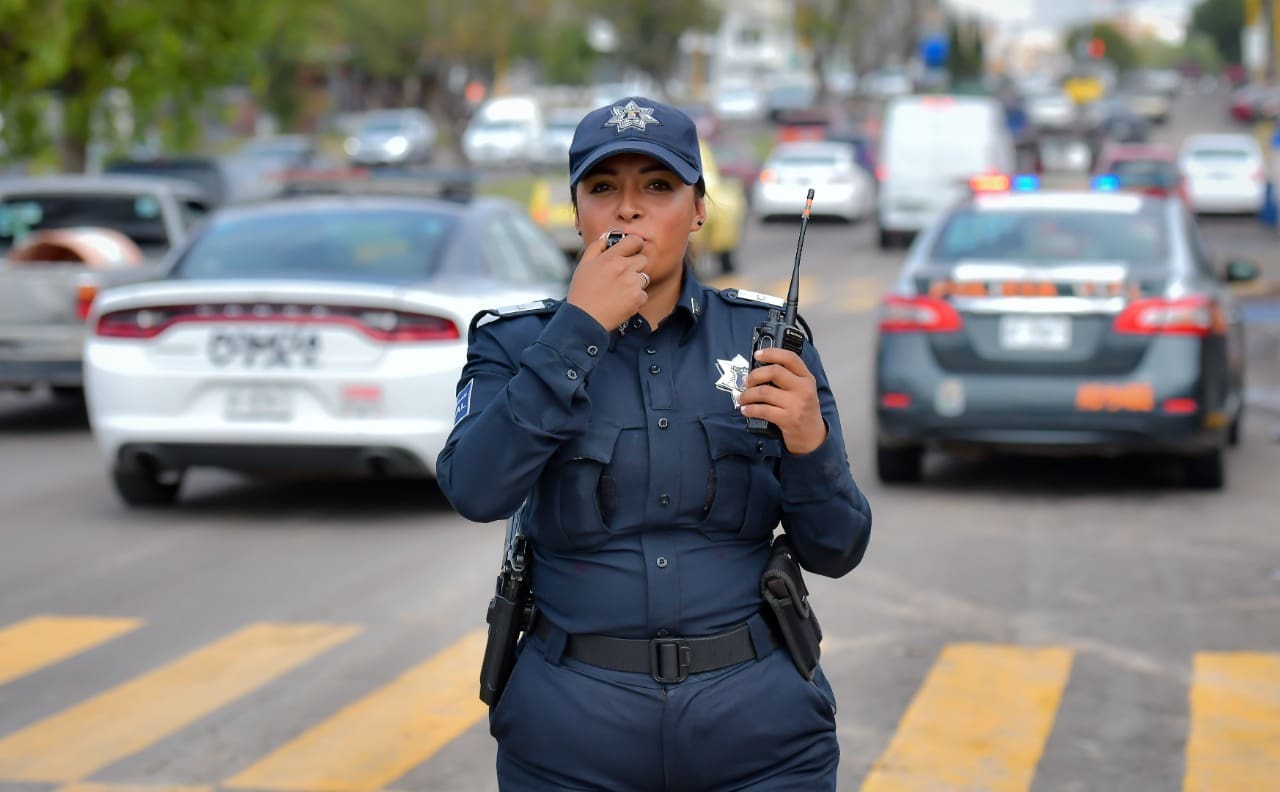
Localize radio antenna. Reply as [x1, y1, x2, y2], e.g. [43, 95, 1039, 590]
[784, 189, 813, 327]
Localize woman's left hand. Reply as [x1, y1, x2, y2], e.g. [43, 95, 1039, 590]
[738, 347, 828, 455]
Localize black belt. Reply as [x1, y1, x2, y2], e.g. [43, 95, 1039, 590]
[533, 614, 776, 684]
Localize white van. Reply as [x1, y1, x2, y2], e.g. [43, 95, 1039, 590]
[462, 96, 545, 166]
[876, 95, 1015, 249]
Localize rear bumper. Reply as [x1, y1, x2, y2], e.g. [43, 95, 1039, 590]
[875, 334, 1228, 456]
[116, 442, 430, 477]
[0, 358, 83, 388]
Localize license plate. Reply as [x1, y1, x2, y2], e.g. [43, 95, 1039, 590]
[999, 315, 1071, 351]
[225, 385, 293, 422]
[208, 329, 320, 369]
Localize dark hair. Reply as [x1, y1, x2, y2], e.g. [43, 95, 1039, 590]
[570, 177, 708, 269]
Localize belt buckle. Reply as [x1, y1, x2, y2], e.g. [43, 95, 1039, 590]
[649, 637, 691, 684]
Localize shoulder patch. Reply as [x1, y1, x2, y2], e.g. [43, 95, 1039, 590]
[468, 299, 560, 340]
[720, 288, 785, 308]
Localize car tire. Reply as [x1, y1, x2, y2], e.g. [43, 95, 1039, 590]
[1183, 447, 1225, 490]
[877, 227, 894, 250]
[877, 443, 923, 484]
[1228, 408, 1243, 447]
[112, 464, 183, 507]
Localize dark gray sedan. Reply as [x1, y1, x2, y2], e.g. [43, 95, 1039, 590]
[874, 183, 1258, 488]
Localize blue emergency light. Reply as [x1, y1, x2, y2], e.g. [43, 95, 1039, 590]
[1011, 174, 1040, 192]
[1091, 174, 1120, 191]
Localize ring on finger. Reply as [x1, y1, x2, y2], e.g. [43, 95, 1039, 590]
[639, 271, 651, 289]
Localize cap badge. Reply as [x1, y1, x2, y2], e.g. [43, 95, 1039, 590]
[605, 100, 659, 133]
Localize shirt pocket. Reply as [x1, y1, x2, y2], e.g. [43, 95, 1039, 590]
[695, 413, 783, 541]
[535, 422, 621, 552]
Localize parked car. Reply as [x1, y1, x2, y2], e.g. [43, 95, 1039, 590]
[344, 109, 437, 167]
[462, 96, 544, 166]
[1178, 133, 1267, 215]
[84, 180, 570, 506]
[875, 179, 1255, 488]
[753, 141, 874, 223]
[1088, 96, 1150, 143]
[712, 83, 765, 122]
[1094, 143, 1185, 202]
[224, 134, 319, 202]
[104, 156, 229, 207]
[532, 107, 589, 169]
[0, 176, 209, 394]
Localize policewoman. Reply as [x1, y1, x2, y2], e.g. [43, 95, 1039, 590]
[437, 97, 872, 790]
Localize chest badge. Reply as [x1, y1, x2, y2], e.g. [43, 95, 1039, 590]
[715, 354, 751, 409]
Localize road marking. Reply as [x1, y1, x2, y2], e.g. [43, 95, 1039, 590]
[0, 622, 359, 783]
[1184, 652, 1280, 791]
[224, 629, 489, 792]
[58, 785, 213, 792]
[0, 615, 142, 687]
[839, 275, 886, 314]
[860, 643, 1074, 792]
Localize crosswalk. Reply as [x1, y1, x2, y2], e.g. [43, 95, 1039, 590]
[1, 615, 1278, 791]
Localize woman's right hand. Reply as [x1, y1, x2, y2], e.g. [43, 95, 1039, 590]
[567, 232, 649, 331]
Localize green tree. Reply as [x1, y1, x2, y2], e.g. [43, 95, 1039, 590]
[947, 17, 986, 84]
[585, 0, 717, 87]
[794, 0, 861, 102]
[1189, 0, 1243, 65]
[0, 0, 275, 172]
[1064, 22, 1139, 73]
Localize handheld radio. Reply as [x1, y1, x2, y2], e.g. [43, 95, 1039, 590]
[746, 188, 814, 438]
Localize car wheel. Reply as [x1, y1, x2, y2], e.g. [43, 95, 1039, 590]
[877, 227, 894, 250]
[1228, 407, 1243, 447]
[112, 464, 183, 507]
[1183, 447, 1225, 490]
[877, 443, 923, 484]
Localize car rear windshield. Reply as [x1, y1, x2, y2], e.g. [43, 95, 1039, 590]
[1111, 159, 1179, 189]
[931, 207, 1169, 266]
[0, 193, 171, 253]
[173, 209, 458, 281]
[1187, 148, 1251, 162]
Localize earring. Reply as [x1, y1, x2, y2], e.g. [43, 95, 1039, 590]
[696, 220, 704, 226]
[576, 230, 582, 237]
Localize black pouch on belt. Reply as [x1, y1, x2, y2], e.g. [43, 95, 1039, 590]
[760, 532, 823, 680]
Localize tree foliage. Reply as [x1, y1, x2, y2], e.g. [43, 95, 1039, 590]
[1189, 0, 1243, 65]
[947, 17, 985, 82]
[585, 0, 716, 86]
[0, 0, 272, 171]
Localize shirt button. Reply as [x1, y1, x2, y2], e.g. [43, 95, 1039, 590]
[656, 557, 669, 568]
[649, 364, 661, 374]
[658, 417, 669, 429]
[566, 369, 578, 380]
[658, 494, 671, 506]
[632, 318, 643, 329]
[645, 346, 657, 355]
[756, 441, 765, 453]
[586, 344, 599, 356]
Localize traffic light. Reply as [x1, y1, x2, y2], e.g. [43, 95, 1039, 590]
[1087, 37, 1106, 59]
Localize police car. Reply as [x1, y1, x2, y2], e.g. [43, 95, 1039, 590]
[84, 174, 569, 506]
[874, 173, 1258, 488]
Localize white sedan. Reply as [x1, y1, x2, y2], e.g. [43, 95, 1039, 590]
[752, 141, 875, 222]
[1178, 133, 1267, 215]
[85, 190, 569, 506]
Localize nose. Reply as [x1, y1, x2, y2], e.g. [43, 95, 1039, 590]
[616, 184, 643, 221]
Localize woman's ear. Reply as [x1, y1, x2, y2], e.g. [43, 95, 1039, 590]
[690, 197, 707, 232]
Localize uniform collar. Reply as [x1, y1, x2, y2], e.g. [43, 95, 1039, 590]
[674, 264, 705, 345]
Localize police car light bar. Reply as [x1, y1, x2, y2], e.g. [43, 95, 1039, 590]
[1092, 174, 1120, 191]
[969, 174, 1040, 193]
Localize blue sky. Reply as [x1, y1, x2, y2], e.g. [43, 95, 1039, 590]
[946, 0, 1198, 28]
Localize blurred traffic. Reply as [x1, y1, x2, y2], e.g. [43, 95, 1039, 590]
[2, 1, 1280, 789]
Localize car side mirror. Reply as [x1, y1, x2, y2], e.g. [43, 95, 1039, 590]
[1223, 259, 1259, 283]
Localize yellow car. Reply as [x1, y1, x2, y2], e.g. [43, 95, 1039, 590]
[527, 143, 747, 275]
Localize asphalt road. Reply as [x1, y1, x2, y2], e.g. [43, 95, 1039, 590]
[1, 86, 1278, 792]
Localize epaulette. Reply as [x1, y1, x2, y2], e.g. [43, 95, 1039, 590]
[716, 288, 814, 343]
[718, 288, 785, 309]
[468, 299, 560, 341]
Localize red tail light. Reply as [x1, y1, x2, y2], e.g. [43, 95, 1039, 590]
[879, 296, 964, 333]
[1113, 296, 1225, 337]
[95, 304, 460, 342]
[875, 165, 888, 182]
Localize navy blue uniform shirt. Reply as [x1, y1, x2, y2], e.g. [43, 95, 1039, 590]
[438, 269, 871, 639]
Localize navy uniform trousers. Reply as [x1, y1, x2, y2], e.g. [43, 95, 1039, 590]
[490, 619, 840, 791]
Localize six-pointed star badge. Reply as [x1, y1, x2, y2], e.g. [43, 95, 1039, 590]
[605, 100, 660, 133]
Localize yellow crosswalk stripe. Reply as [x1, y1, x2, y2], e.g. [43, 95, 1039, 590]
[58, 784, 213, 792]
[0, 622, 359, 783]
[224, 629, 489, 792]
[860, 643, 1074, 792]
[0, 615, 142, 687]
[1184, 652, 1280, 791]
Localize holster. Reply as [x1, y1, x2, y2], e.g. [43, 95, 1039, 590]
[478, 535, 533, 707]
[760, 533, 823, 680]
